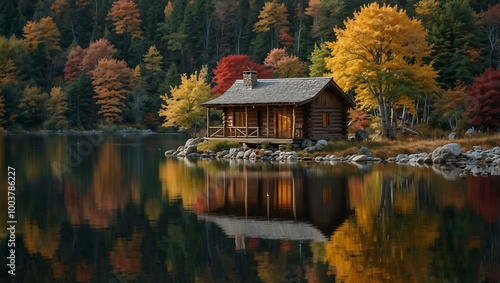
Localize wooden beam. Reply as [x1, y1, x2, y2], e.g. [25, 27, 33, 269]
[266, 106, 269, 138]
[245, 105, 248, 137]
[292, 105, 296, 138]
[206, 107, 210, 137]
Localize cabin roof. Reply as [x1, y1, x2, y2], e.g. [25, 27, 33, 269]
[202, 77, 355, 107]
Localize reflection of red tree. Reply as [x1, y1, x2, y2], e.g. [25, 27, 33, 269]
[64, 143, 131, 229]
[76, 260, 93, 283]
[248, 237, 261, 251]
[109, 232, 143, 280]
[467, 176, 500, 223]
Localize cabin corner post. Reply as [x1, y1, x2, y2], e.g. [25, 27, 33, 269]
[206, 107, 210, 137]
[292, 104, 296, 139]
[245, 105, 248, 137]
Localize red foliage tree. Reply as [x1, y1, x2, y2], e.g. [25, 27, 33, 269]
[465, 68, 500, 130]
[212, 54, 272, 97]
[64, 45, 84, 83]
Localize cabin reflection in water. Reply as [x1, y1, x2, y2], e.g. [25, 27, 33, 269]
[198, 162, 352, 249]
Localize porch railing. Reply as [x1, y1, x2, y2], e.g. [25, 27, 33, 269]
[208, 126, 303, 138]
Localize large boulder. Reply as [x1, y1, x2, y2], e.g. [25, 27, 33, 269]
[355, 129, 369, 142]
[432, 143, 462, 163]
[358, 146, 372, 157]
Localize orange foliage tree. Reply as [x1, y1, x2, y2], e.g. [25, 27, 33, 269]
[90, 58, 133, 123]
[108, 0, 144, 40]
[253, 1, 290, 49]
[80, 39, 117, 74]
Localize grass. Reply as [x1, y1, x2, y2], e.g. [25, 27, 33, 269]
[197, 139, 241, 152]
[307, 134, 500, 159]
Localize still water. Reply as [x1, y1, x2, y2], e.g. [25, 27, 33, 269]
[0, 134, 499, 283]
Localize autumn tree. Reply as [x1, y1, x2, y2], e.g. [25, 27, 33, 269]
[0, 36, 26, 87]
[253, 1, 290, 49]
[44, 86, 69, 130]
[325, 3, 439, 138]
[264, 48, 308, 78]
[23, 16, 61, 58]
[414, 0, 440, 30]
[90, 58, 133, 124]
[465, 68, 500, 131]
[431, 82, 467, 131]
[19, 86, 49, 127]
[142, 45, 164, 93]
[80, 39, 117, 74]
[64, 45, 84, 83]
[129, 65, 147, 123]
[158, 66, 211, 136]
[108, 0, 143, 39]
[212, 55, 272, 97]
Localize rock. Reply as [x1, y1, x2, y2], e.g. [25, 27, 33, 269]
[355, 129, 369, 142]
[186, 152, 201, 159]
[465, 127, 477, 135]
[358, 146, 372, 157]
[301, 139, 313, 148]
[236, 151, 245, 159]
[316, 139, 328, 150]
[184, 137, 204, 148]
[448, 132, 457, 139]
[164, 149, 175, 156]
[432, 143, 462, 160]
[184, 145, 197, 155]
[396, 154, 408, 162]
[244, 149, 253, 159]
[352, 154, 370, 163]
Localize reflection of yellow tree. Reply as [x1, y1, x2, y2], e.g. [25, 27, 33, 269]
[324, 170, 439, 282]
[254, 252, 287, 283]
[64, 143, 130, 228]
[158, 159, 205, 209]
[23, 221, 60, 259]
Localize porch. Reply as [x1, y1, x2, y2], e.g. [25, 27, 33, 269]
[206, 125, 304, 144]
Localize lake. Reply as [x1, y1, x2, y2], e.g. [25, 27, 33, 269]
[0, 134, 499, 282]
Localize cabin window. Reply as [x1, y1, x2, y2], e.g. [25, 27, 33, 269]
[322, 113, 331, 127]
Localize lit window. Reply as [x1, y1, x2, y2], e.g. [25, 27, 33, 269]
[322, 113, 331, 127]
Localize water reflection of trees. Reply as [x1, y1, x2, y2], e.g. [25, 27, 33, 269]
[1, 134, 499, 283]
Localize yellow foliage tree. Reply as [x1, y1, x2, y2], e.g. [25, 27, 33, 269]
[44, 86, 69, 130]
[19, 86, 49, 126]
[164, 1, 173, 17]
[0, 36, 26, 86]
[158, 66, 211, 136]
[90, 58, 133, 123]
[143, 45, 163, 72]
[253, 1, 290, 48]
[325, 3, 438, 138]
[23, 16, 61, 57]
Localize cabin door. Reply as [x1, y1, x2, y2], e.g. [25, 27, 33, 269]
[275, 110, 292, 137]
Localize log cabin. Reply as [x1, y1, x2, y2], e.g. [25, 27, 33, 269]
[201, 71, 355, 144]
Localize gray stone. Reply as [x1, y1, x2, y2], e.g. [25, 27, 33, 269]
[396, 154, 408, 162]
[164, 149, 175, 156]
[355, 129, 369, 141]
[316, 139, 328, 150]
[301, 139, 313, 148]
[432, 143, 462, 159]
[465, 127, 477, 135]
[244, 149, 253, 159]
[184, 145, 197, 155]
[448, 131, 457, 139]
[358, 146, 372, 157]
[236, 151, 245, 159]
[352, 154, 370, 163]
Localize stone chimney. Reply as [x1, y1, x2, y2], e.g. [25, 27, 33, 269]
[243, 70, 257, 89]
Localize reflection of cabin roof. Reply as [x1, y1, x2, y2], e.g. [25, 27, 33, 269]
[198, 215, 329, 242]
[201, 77, 355, 107]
